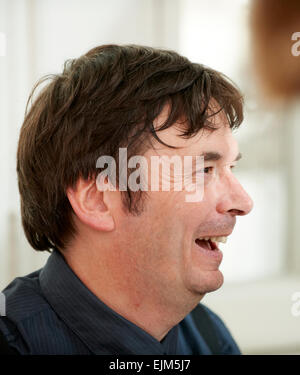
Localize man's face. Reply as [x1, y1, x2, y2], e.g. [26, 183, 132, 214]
[113, 109, 253, 306]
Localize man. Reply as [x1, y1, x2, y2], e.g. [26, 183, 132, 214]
[0, 45, 253, 354]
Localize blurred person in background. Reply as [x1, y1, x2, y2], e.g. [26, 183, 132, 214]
[250, 0, 300, 100]
[0, 44, 252, 355]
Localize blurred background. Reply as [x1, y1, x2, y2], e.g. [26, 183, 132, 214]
[0, 0, 300, 354]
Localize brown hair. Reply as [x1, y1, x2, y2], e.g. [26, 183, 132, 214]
[17, 44, 244, 252]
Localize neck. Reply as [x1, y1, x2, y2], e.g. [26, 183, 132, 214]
[63, 235, 203, 341]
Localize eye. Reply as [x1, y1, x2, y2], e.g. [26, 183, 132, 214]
[192, 166, 214, 177]
[203, 166, 214, 174]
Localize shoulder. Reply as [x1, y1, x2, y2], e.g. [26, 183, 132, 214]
[1, 270, 49, 320]
[0, 270, 82, 354]
[0, 270, 46, 354]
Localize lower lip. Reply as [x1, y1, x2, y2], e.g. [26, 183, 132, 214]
[194, 240, 223, 262]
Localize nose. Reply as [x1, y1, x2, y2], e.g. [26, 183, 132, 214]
[216, 174, 253, 216]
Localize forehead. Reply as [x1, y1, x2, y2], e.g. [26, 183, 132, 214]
[149, 105, 239, 160]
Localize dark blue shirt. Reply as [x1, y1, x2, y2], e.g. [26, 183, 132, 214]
[0, 249, 240, 355]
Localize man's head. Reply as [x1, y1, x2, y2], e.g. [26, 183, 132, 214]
[17, 45, 252, 302]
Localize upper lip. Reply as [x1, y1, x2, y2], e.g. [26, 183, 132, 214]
[195, 219, 236, 239]
[196, 232, 233, 238]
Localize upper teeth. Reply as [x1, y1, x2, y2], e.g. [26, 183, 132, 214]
[200, 236, 227, 243]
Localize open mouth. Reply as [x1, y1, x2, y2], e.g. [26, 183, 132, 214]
[195, 238, 217, 251]
[195, 236, 227, 251]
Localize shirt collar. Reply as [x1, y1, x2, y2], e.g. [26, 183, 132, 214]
[39, 249, 179, 355]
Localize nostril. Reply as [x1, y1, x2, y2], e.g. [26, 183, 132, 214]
[228, 208, 246, 216]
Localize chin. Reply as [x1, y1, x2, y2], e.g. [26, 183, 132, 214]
[189, 270, 224, 295]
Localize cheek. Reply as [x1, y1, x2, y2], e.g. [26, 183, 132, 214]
[173, 192, 214, 229]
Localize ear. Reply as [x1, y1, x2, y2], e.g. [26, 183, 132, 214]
[66, 178, 115, 232]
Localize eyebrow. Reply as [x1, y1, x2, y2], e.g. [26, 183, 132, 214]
[200, 151, 242, 162]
